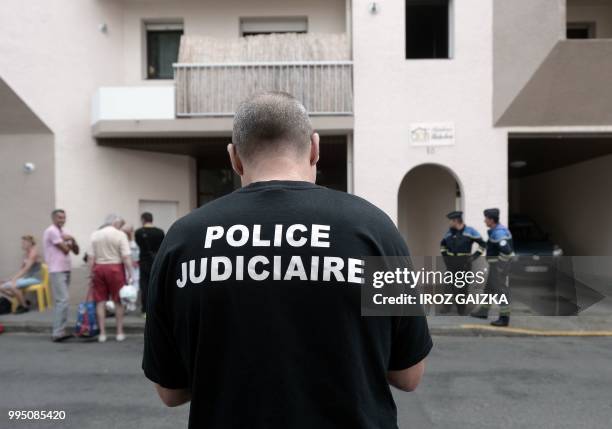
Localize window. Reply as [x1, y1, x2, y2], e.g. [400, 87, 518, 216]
[146, 22, 183, 79]
[405, 0, 451, 59]
[240, 17, 307, 37]
[566, 22, 596, 39]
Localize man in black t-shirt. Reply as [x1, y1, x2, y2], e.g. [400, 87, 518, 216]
[143, 91, 432, 429]
[135, 212, 165, 314]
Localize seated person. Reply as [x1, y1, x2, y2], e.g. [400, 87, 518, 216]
[0, 235, 42, 314]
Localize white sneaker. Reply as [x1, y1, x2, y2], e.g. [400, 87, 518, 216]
[116, 334, 126, 342]
[98, 334, 107, 343]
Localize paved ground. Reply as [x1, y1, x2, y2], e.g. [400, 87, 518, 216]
[3, 287, 612, 337]
[3, 264, 612, 337]
[409, 336, 612, 429]
[1, 334, 611, 429]
[0, 333, 185, 429]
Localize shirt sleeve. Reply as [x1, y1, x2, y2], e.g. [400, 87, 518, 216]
[49, 227, 63, 245]
[499, 238, 512, 256]
[440, 235, 449, 256]
[142, 239, 190, 389]
[388, 316, 433, 371]
[470, 230, 487, 255]
[491, 229, 514, 260]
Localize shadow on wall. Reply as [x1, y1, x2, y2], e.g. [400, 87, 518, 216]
[0, 78, 54, 276]
[515, 154, 612, 257]
[512, 154, 612, 284]
[398, 164, 461, 258]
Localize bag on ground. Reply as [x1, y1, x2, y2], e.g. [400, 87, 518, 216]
[75, 288, 100, 337]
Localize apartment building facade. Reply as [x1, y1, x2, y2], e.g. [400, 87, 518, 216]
[1, 0, 611, 275]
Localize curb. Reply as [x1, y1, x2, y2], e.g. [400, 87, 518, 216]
[0, 322, 145, 335]
[3, 322, 612, 338]
[430, 324, 612, 337]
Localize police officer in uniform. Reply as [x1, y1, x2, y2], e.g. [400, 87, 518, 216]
[470, 208, 514, 327]
[440, 211, 486, 315]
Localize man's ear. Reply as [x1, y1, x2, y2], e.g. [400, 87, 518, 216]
[310, 132, 320, 166]
[227, 143, 244, 176]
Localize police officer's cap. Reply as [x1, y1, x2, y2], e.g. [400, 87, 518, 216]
[446, 211, 463, 220]
[483, 208, 500, 219]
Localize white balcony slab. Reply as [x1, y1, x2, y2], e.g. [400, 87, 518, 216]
[92, 86, 175, 124]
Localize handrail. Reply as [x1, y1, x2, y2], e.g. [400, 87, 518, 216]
[174, 61, 354, 117]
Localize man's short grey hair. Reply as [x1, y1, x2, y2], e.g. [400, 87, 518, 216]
[232, 91, 313, 161]
[104, 213, 124, 227]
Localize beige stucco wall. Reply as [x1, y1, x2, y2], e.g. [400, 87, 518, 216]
[497, 40, 612, 126]
[0, 0, 345, 273]
[568, 0, 612, 38]
[352, 0, 507, 242]
[0, 0, 195, 272]
[493, 0, 565, 123]
[517, 154, 612, 256]
[0, 134, 54, 275]
[121, 0, 347, 84]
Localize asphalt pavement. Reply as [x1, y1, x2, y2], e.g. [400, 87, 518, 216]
[3, 265, 612, 337]
[1, 334, 611, 429]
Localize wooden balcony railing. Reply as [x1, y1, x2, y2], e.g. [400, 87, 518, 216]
[174, 61, 353, 117]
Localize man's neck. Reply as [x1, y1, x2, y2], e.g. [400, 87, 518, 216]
[143, 222, 154, 227]
[242, 173, 310, 187]
[241, 157, 313, 187]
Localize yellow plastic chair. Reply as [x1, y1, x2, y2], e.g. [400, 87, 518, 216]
[21, 264, 52, 312]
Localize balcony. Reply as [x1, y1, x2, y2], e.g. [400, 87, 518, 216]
[174, 33, 353, 117]
[92, 33, 354, 138]
[174, 60, 353, 117]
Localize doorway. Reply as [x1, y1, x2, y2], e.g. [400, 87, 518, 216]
[138, 200, 178, 233]
[398, 164, 462, 256]
[197, 136, 348, 206]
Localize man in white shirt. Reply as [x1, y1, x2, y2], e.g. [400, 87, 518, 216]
[90, 214, 134, 343]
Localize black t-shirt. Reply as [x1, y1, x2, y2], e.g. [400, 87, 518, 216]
[142, 180, 432, 429]
[135, 226, 165, 267]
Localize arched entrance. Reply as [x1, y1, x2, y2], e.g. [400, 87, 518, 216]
[398, 164, 462, 257]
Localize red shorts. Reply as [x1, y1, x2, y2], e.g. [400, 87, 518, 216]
[92, 264, 125, 303]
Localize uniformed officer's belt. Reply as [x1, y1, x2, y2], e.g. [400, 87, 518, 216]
[487, 256, 513, 263]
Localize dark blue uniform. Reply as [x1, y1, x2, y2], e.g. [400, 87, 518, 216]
[483, 224, 515, 316]
[440, 226, 486, 269]
[440, 226, 486, 314]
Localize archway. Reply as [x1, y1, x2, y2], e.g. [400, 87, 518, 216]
[398, 164, 462, 257]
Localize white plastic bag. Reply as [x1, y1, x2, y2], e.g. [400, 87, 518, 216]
[119, 284, 138, 312]
[105, 300, 115, 314]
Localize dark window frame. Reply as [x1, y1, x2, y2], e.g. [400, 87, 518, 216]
[566, 22, 596, 39]
[145, 22, 184, 80]
[405, 0, 452, 60]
